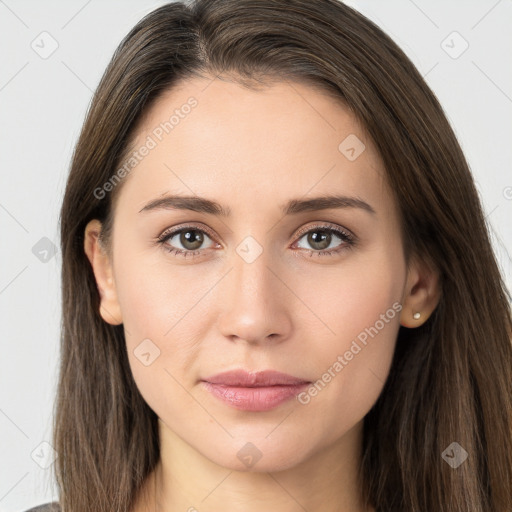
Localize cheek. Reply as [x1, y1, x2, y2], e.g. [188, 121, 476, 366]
[112, 227, 219, 341]
[292, 248, 404, 418]
[293, 243, 404, 344]
[117, 264, 211, 341]
[112, 249, 219, 405]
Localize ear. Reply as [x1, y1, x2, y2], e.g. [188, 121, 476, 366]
[400, 255, 441, 328]
[83, 219, 123, 325]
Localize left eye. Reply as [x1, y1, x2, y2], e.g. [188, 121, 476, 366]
[293, 226, 354, 255]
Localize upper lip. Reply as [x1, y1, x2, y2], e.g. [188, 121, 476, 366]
[202, 369, 310, 387]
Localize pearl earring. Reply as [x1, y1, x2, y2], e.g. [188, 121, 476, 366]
[413, 312, 421, 320]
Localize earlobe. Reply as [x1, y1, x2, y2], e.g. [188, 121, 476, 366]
[400, 257, 441, 328]
[83, 219, 123, 325]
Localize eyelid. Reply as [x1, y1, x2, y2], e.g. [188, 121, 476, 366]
[292, 221, 354, 241]
[158, 222, 220, 245]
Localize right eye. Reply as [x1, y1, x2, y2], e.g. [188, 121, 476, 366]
[157, 224, 219, 258]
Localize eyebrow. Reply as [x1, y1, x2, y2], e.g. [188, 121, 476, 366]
[138, 194, 376, 216]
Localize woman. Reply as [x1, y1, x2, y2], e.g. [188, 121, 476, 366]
[27, 0, 512, 511]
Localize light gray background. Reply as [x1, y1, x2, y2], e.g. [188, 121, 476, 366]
[1, 1, 511, 510]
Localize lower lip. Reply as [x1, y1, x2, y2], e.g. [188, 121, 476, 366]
[201, 381, 310, 411]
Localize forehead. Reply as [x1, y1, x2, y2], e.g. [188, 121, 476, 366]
[116, 76, 391, 217]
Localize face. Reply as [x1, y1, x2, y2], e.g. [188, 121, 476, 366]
[90, 76, 411, 472]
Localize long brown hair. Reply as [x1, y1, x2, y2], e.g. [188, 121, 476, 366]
[55, 1, 512, 510]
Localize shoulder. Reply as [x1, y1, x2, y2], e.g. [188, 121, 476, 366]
[22, 503, 60, 512]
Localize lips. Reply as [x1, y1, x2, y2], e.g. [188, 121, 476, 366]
[201, 369, 310, 387]
[200, 369, 311, 411]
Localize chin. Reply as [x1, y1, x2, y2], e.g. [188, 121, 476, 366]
[202, 437, 310, 473]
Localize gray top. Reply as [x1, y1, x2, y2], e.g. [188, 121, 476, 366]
[23, 503, 60, 512]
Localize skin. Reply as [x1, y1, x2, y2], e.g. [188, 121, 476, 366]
[84, 76, 440, 512]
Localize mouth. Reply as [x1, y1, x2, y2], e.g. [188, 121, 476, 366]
[201, 369, 311, 411]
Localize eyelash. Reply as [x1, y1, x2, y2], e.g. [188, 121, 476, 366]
[155, 222, 356, 259]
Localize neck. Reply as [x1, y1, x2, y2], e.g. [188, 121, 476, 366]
[132, 418, 374, 512]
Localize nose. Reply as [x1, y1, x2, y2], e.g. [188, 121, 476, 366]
[216, 245, 293, 346]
